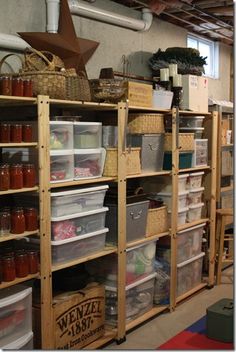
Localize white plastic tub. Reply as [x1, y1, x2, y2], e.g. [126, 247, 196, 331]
[177, 252, 205, 296]
[74, 122, 102, 149]
[74, 148, 106, 179]
[152, 174, 189, 193]
[2, 331, 33, 350]
[51, 228, 108, 264]
[187, 202, 204, 222]
[176, 223, 205, 263]
[192, 139, 208, 167]
[50, 121, 73, 150]
[51, 185, 108, 217]
[168, 207, 188, 226]
[152, 90, 173, 109]
[105, 273, 156, 326]
[188, 171, 204, 189]
[51, 207, 108, 241]
[157, 191, 189, 210]
[0, 286, 32, 348]
[188, 187, 204, 205]
[50, 150, 74, 183]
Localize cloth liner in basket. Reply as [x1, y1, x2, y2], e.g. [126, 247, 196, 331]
[65, 69, 91, 101]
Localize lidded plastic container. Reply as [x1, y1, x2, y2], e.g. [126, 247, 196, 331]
[188, 171, 204, 189]
[50, 121, 73, 150]
[157, 190, 189, 210]
[188, 187, 204, 205]
[74, 122, 102, 149]
[50, 150, 74, 183]
[187, 202, 204, 222]
[2, 331, 33, 350]
[168, 207, 188, 226]
[74, 148, 106, 179]
[179, 116, 205, 128]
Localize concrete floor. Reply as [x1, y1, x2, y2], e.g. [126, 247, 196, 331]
[105, 268, 233, 350]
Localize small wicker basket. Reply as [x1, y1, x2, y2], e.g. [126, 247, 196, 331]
[23, 47, 65, 72]
[164, 133, 194, 151]
[146, 205, 168, 237]
[103, 148, 141, 177]
[66, 70, 91, 101]
[128, 113, 165, 134]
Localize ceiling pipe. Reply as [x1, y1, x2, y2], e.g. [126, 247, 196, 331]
[46, 0, 60, 33]
[0, 33, 29, 51]
[68, 0, 153, 31]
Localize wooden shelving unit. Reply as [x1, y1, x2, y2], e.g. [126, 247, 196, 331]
[0, 230, 39, 243]
[0, 273, 39, 289]
[0, 186, 39, 196]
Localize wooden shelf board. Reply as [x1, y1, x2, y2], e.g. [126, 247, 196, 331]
[0, 273, 39, 289]
[0, 95, 37, 105]
[126, 305, 169, 332]
[178, 110, 211, 116]
[49, 99, 117, 110]
[0, 186, 38, 195]
[221, 186, 233, 193]
[178, 166, 210, 173]
[176, 282, 208, 304]
[176, 218, 209, 232]
[50, 177, 116, 188]
[126, 232, 170, 249]
[128, 105, 171, 113]
[83, 329, 117, 349]
[52, 247, 117, 272]
[127, 171, 170, 179]
[0, 230, 39, 243]
[0, 142, 38, 147]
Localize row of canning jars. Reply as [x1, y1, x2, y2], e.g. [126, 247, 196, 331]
[0, 123, 33, 143]
[0, 207, 38, 235]
[0, 163, 36, 191]
[0, 77, 33, 97]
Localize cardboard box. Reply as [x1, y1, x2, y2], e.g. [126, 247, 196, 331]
[181, 75, 208, 112]
[33, 284, 105, 349]
[125, 81, 152, 108]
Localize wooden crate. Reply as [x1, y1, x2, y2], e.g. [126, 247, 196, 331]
[33, 284, 105, 350]
[125, 81, 152, 108]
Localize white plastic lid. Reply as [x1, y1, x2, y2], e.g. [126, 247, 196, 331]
[177, 252, 205, 268]
[74, 122, 102, 126]
[158, 191, 189, 197]
[105, 272, 157, 292]
[177, 222, 206, 235]
[189, 202, 204, 209]
[178, 173, 189, 179]
[180, 116, 205, 119]
[194, 139, 208, 142]
[0, 285, 32, 308]
[189, 171, 204, 176]
[51, 185, 109, 197]
[126, 239, 157, 252]
[74, 148, 105, 154]
[50, 121, 73, 125]
[51, 206, 109, 221]
[189, 187, 205, 193]
[180, 127, 204, 131]
[51, 227, 109, 246]
[2, 331, 33, 350]
[50, 149, 73, 156]
[168, 207, 189, 214]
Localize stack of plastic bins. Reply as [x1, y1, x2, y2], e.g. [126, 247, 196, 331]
[187, 172, 205, 223]
[0, 286, 33, 350]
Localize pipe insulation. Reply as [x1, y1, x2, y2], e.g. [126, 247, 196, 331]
[68, 0, 153, 31]
[0, 34, 29, 51]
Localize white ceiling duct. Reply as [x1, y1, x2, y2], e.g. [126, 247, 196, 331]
[0, 33, 29, 51]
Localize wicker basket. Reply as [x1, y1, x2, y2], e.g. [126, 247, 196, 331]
[146, 206, 168, 237]
[128, 113, 165, 134]
[23, 47, 65, 72]
[66, 71, 91, 101]
[103, 148, 141, 177]
[0, 53, 22, 79]
[164, 133, 194, 151]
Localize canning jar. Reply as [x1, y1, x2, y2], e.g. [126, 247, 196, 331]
[27, 250, 39, 274]
[22, 124, 33, 142]
[11, 208, 25, 234]
[0, 164, 10, 191]
[0, 210, 11, 235]
[0, 258, 2, 283]
[23, 164, 36, 188]
[12, 78, 24, 96]
[24, 207, 38, 231]
[23, 79, 33, 97]
[10, 124, 22, 143]
[15, 252, 29, 278]
[10, 164, 23, 189]
[2, 256, 16, 282]
[1, 76, 12, 96]
[0, 124, 11, 143]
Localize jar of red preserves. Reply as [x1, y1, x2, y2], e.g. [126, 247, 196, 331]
[1, 76, 12, 96]
[10, 164, 23, 189]
[12, 78, 24, 96]
[11, 208, 25, 234]
[0, 258, 2, 283]
[0, 164, 10, 191]
[0, 124, 11, 143]
[10, 124, 22, 143]
[27, 250, 39, 274]
[2, 256, 16, 282]
[24, 207, 38, 231]
[0, 210, 11, 235]
[15, 252, 29, 278]
[23, 79, 33, 97]
[22, 124, 33, 142]
[23, 164, 36, 188]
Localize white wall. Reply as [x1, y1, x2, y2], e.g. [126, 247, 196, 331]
[0, 0, 232, 101]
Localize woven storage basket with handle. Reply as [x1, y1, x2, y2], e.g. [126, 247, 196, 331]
[66, 70, 91, 101]
[103, 148, 141, 177]
[23, 47, 65, 72]
[128, 113, 165, 134]
[146, 205, 168, 237]
[164, 133, 194, 151]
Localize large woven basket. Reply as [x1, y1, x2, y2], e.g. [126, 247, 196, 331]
[66, 70, 91, 101]
[23, 47, 65, 72]
[164, 133, 194, 151]
[128, 113, 165, 134]
[103, 148, 141, 177]
[146, 206, 168, 237]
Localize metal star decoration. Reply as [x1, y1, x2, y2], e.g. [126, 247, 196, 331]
[18, 0, 99, 74]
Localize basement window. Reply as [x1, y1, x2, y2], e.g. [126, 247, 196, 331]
[187, 34, 219, 79]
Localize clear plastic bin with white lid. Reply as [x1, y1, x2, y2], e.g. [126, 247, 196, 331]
[74, 148, 106, 179]
[188, 171, 204, 189]
[50, 150, 74, 183]
[157, 190, 189, 210]
[141, 174, 189, 193]
[51, 185, 108, 217]
[74, 122, 102, 149]
[168, 207, 188, 226]
[179, 116, 205, 128]
[50, 121, 73, 150]
[2, 331, 33, 350]
[188, 187, 204, 205]
[187, 202, 204, 222]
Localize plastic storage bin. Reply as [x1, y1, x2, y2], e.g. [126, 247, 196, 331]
[163, 152, 193, 170]
[188, 171, 204, 189]
[180, 127, 205, 139]
[2, 331, 33, 350]
[51, 185, 108, 217]
[105, 201, 149, 244]
[188, 187, 204, 205]
[102, 126, 118, 148]
[152, 90, 173, 109]
[130, 134, 164, 172]
[177, 252, 205, 296]
[0, 285, 32, 348]
[74, 122, 102, 149]
[192, 139, 208, 167]
[176, 223, 205, 263]
[74, 148, 106, 179]
[51, 207, 108, 241]
[157, 191, 189, 210]
[105, 273, 156, 326]
[179, 116, 205, 128]
[187, 203, 204, 222]
[168, 207, 188, 226]
[50, 121, 73, 150]
[50, 150, 74, 183]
